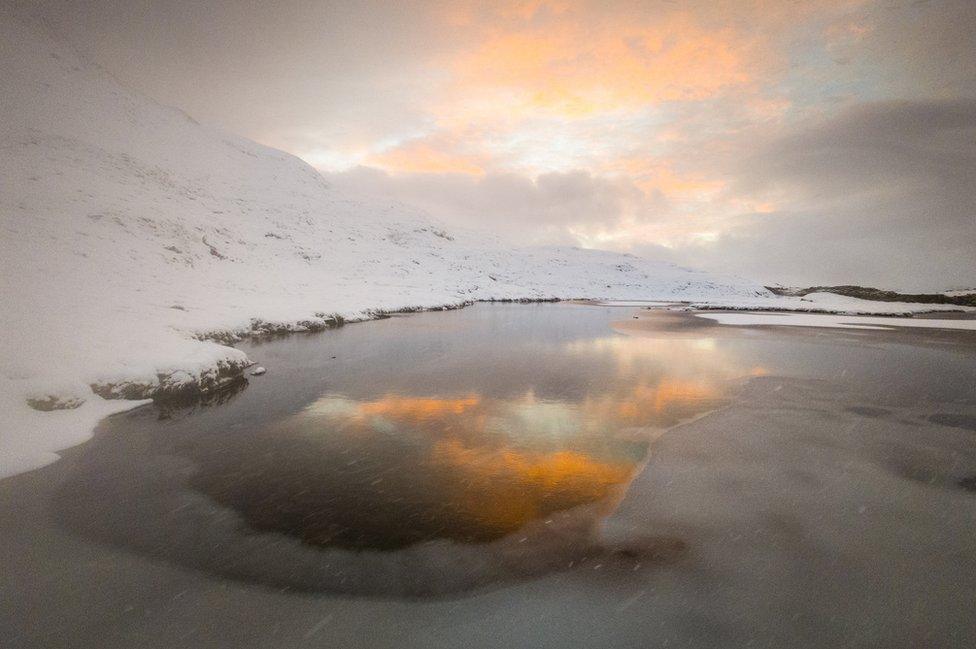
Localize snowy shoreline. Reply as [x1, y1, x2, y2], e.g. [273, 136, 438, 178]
[52, 291, 976, 404]
[593, 294, 976, 317]
[694, 311, 976, 331]
[6, 294, 974, 481]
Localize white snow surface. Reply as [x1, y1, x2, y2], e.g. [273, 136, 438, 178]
[0, 13, 965, 478]
[690, 292, 975, 315]
[696, 312, 976, 331]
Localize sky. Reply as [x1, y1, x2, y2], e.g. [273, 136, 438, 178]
[19, 0, 976, 290]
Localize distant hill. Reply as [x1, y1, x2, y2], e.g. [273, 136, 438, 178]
[765, 286, 976, 307]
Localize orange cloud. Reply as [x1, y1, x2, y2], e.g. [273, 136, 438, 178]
[322, 0, 876, 245]
[375, 3, 786, 178]
[437, 6, 769, 127]
[369, 137, 488, 175]
[603, 156, 726, 201]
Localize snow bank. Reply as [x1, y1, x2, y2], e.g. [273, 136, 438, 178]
[689, 292, 975, 315]
[695, 312, 976, 331]
[0, 377, 151, 478]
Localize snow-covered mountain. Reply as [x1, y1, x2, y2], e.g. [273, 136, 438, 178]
[0, 10, 769, 477]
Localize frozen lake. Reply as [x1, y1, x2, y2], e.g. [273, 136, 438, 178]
[2, 303, 975, 648]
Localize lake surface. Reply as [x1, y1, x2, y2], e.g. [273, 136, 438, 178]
[2, 303, 975, 648]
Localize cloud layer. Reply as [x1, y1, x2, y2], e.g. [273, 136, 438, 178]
[696, 99, 976, 290]
[19, 0, 976, 289]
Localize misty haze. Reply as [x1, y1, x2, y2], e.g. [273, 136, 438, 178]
[1, 2, 974, 649]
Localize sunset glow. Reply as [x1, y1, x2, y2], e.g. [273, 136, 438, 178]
[39, 0, 975, 289]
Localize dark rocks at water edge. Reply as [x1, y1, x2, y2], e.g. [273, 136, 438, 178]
[766, 285, 976, 307]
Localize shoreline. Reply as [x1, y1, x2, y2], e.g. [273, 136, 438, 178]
[0, 296, 568, 479]
[4, 296, 976, 481]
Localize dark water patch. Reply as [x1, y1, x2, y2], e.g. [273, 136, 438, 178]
[879, 442, 976, 493]
[54, 305, 736, 595]
[958, 476, 976, 492]
[51, 390, 676, 596]
[46, 304, 976, 599]
[185, 396, 652, 551]
[928, 413, 976, 432]
[52, 427, 681, 597]
[846, 405, 891, 418]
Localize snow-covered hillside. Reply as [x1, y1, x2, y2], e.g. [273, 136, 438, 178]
[0, 11, 773, 477]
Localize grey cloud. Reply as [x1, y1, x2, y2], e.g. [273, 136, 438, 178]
[854, 0, 976, 99]
[14, 0, 444, 148]
[326, 167, 662, 245]
[737, 99, 976, 198]
[693, 99, 976, 290]
[328, 99, 976, 290]
[12, 0, 976, 290]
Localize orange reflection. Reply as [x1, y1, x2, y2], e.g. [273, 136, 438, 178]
[307, 377, 720, 437]
[359, 394, 482, 420]
[291, 326, 750, 540]
[578, 379, 718, 428]
[429, 438, 634, 531]
[650, 379, 715, 412]
[295, 373, 724, 532]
